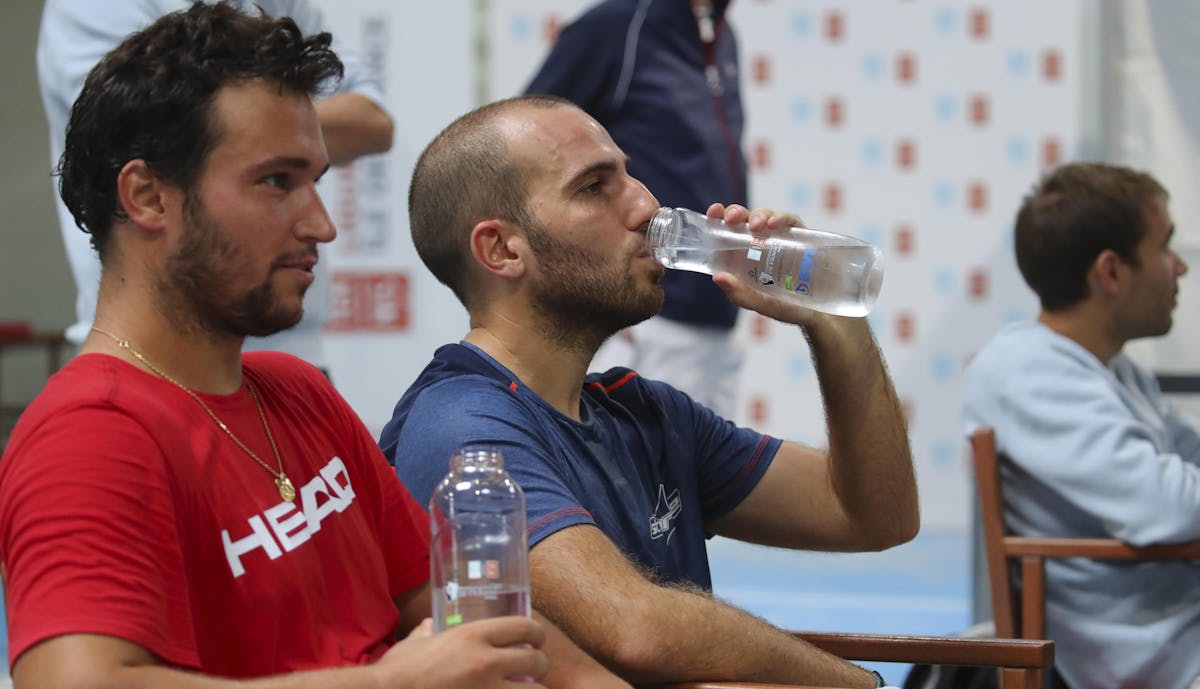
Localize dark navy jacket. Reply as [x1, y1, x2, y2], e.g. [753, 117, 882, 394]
[526, 0, 746, 329]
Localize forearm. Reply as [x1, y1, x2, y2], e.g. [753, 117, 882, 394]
[537, 578, 873, 687]
[16, 651, 384, 689]
[315, 93, 393, 165]
[804, 316, 919, 547]
[536, 611, 633, 689]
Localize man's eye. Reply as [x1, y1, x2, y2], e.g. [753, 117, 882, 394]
[582, 180, 603, 195]
[263, 173, 290, 189]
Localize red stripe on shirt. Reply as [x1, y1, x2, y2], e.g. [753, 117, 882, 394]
[586, 371, 638, 394]
[528, 506, 593, 535]
[706, 434, 775, 509]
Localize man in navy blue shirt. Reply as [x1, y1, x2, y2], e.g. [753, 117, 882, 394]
[383, 95, 917, 688]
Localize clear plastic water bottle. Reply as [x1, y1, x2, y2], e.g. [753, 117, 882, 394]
[429, 446, 531, 632]
[647, 207, 885, 317]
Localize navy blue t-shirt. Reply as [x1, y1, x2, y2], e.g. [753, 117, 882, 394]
[379, 342, 780, 588]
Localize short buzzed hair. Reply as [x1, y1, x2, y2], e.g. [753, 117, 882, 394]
[407, 94, 574, 308]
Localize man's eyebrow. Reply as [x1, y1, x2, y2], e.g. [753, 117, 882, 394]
[563, 157, 628, 192]
[248, 156, 327, 177]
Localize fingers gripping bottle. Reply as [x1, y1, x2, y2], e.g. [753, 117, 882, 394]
[647, 207, 885, 317]
[430, 447, 531, 631]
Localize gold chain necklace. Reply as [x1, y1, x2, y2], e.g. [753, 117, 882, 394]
[91, 327, 296, 502]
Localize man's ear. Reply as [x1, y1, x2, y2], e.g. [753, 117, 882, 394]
[115, 159, 177, 232]
[1089, 248, 1129, 296]
[469, 218, 528, 279]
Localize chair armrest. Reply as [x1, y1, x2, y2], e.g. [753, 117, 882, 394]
[792, 631, 1053, 669]
[639, 633, 1055, 689]
[1003, 536, 1200, 560]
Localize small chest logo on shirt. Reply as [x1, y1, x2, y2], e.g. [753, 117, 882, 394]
[649, 483, 682, 543]
[221, 455, 357, 578]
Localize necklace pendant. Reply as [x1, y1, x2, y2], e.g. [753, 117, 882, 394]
[276, 475, 296, 502]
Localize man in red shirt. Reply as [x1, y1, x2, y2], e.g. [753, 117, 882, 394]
[0, 4, 624, 689]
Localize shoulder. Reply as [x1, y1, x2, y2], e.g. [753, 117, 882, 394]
[15, 354, 167, 424]
[967, 322, 1094, 384]
[242, 350, 331, 390]
[586, 367, 694, 414]
[381, 346, 538, 465]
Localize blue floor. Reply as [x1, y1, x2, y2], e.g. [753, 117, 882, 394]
[0, 529, 969, 683]
[709, 527, 971, 684]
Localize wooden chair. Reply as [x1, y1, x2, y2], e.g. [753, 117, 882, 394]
[644, 631, 1054, 689]
[971, 426, 1200, 642]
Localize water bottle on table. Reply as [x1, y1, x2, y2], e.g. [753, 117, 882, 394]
[647, 207, 885, 316]
[430, 446, 530, 631]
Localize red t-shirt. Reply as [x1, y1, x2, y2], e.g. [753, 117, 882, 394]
[0, 352, 430, 676]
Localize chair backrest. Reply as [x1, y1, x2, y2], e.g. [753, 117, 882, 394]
[971, 427, 1020, 638]
[970, 426, 1200, 642]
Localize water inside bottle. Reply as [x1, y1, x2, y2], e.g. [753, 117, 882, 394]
[654, 241, 883, 317]
[433, 584, 531, 630]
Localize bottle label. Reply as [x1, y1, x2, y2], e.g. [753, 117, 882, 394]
[745, 235, 767, 262]
[791, 248, 817, 295]
[467, 559, 501, 579]
[748, 241, 818, 296]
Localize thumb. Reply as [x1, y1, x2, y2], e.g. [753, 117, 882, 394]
[404, 618, 435, 640]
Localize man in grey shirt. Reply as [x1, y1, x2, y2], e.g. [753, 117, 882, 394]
[964, 162, 1200, 689]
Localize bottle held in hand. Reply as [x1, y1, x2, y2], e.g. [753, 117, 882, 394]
[647, 206, 885, 317]
[430, 446, 531, 632]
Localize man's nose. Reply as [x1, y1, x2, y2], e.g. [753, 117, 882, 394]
[627, 177, 660, 230]
[296, 186, 337, 243]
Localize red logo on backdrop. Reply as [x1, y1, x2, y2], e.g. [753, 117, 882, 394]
[544, 15, 562, 44]
[823, 183, 843, 213]
[1042, 50, 1061, 81]
[326, 272, 410, 332]
[970, 8, 990, 39]
[968, 181, 988, 213]
[753, 55, 771, 85]
[1042, 137, 1062, 167]
[749, 395, 768, 426]
[969, 94, 989, 126]
[753, 141, 772, 170]
[896, 311, 915, 343]
[825, 11, 844, 41]
[896, 52, 917, 84]
[896, 139, 916, 170]
[825, 96, 845, 127]
[752, 314, 770, 341]
[895, 225, 915, 257]
[969, 268, 989, 299]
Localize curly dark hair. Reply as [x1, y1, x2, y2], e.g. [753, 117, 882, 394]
[1014, 162, 1168, 312]
[58, 1, 344, 259]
